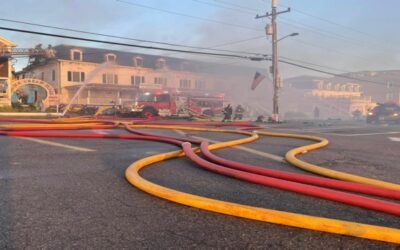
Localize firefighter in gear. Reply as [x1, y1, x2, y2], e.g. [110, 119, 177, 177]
[222, 104, 233, 122]
[233, 104, 245, 120]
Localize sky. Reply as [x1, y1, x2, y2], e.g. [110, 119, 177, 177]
[2, 0, 400, 78]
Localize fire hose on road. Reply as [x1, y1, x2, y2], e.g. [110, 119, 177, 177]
[0, 118, 399, 244]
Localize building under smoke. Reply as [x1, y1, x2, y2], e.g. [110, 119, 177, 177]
[17, 44, 269, 110]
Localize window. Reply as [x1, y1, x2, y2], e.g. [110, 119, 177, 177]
[156, 58, 166, 69]
[154, 77, 167, 86]
[52, 70, 56, 81]
[105, 53, 117, 63]
[134, 56, 144, 67]
[71, 49, 82, 61]
[131, 75, 145, 87]
[195, 80, 205, 90]
[102, 73, 118, 84]
[138, 93, 156, 102]
[67, 71, 85, 82]
[155, 94, 170, 103]
[179, 79, 191, 89]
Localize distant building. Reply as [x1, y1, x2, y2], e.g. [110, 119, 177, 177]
[282, 77, 376, 119]
[18, 45, 232, 106]
[0, 37, 17, 106]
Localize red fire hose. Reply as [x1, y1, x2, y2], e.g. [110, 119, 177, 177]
[182, 142, 400, 216]
[200, 141, 400, 200]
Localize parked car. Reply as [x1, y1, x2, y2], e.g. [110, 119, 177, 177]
[366, 103, 400, 124]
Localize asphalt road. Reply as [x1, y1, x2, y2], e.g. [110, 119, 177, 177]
[0, 121, 399, 249]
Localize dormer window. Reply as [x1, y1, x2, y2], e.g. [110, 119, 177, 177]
[134, 56, 144, 67]
[105, 53, 116, 63]
[156, 58, 166, 69]
[70, 49, 82, 61]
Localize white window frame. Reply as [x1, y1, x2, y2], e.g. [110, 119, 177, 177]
[70, 49, 83, 61]
[105, 53, 117, 63]
[179, 79, 191, 89]
[154, 77, 167, 86]
[102, 73, 118, 84]
[67, 71, 85, 82]
[156, 58, 166, 69]
[134, 56, 144, 67]
[131, 75, 145, 87]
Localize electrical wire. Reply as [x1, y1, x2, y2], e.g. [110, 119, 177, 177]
[277, 58, 398, 87]
[192, 0, 255, 14]
[0, 26, 266, 60]
[0, 18, 263, 56]
[116, 0, 260, 31]
[2, 24, 394, 87]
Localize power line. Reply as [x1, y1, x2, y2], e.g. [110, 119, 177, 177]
[277, 3, 400, 53]
[255, 1, 399, 54]
[0, 26, 266, 60]
[116, 0, 260, 31]
[192, 0, 254, 14]
[279, 56, 349, 73]
[0, 18, 263, 56]
[186, 0, 394, 63]
[278, 3, 376, 38]
[278, 58, 397, 87]
[160, 35, 265, 57]
[2, 24, 393, 87]
[114, 0, 394, 64]
[214, 0, 258, 12]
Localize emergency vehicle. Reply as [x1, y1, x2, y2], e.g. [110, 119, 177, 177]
[131, 91, 224, 118]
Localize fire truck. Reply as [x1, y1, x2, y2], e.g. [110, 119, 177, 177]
[131, 91, 224, 118]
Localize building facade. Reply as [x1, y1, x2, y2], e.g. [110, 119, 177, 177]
[19, 45, 224, 106]
[0, 37, 17, 107]
[282, 79, 376, 119]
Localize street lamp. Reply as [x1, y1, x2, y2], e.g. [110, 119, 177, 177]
[270, 32, 298, 122]
[277, 32, 299, 42]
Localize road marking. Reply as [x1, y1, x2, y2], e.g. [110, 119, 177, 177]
[16, 137, 95, 152]
[320, 131, 400, 137]
[93, 129, 110, 135]
[388, 137, 400, 142]
[275, 125, 370, 133]
[174, 130, 285, 163]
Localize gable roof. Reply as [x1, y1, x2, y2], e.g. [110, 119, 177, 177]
[0, 36, 17, 48]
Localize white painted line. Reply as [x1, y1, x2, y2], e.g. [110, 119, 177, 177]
[174, 129, 187, 136]
[275, 125, 370, 133]
[92, 129, 109, 135]
[388, 137, 400, 142]
[174, 129, 285, 163]
[320, 131, 400, 137]
[16, 137, 95, 152]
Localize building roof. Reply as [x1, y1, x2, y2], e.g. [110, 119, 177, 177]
[53, 44, 222, 73]
[0, 36, 17, 48]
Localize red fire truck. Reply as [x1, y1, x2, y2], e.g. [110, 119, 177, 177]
[131, 91, 224, 118]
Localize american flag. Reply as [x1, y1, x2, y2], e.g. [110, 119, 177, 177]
[251, 71, 266, 90]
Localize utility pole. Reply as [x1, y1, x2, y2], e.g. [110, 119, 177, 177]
[256, 0, 290, 122]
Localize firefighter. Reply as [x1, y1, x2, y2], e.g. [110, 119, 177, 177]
[233, 104, 245, 120]
[255, 115, 265, 123]
[222, 104, 233, 122]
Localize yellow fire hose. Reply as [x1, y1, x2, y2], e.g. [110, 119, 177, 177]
[1, 120, 399, 243]
[256, 130, 400, 191]
[125, 125, 400, 244]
